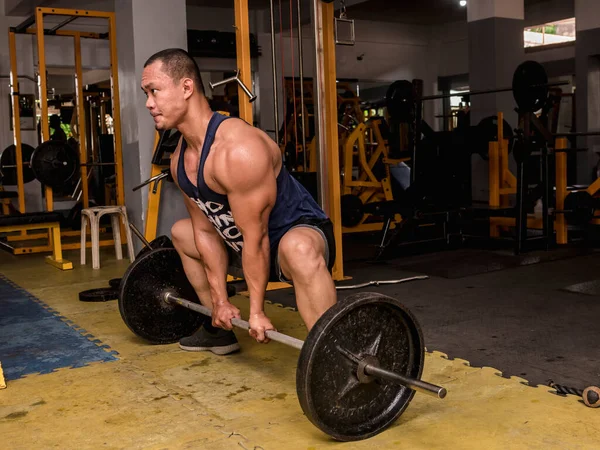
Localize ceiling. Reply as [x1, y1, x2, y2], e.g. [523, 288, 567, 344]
[186, 0, 271, 7]
[345, 0, 467, 25]
[6, 0, 574, 27]
[184, 0, 572, 26]
[344, 0, 574, 26]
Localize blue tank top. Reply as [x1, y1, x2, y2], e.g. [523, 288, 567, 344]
[176, 112, 327, 254]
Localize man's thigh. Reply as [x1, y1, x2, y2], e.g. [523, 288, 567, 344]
[273, 217, 336, 283]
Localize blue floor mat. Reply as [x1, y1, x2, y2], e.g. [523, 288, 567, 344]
[0, 274, 118, 380]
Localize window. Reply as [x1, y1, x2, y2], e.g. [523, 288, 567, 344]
[524, 18, 576, 48]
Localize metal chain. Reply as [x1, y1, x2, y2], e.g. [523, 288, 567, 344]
[340, 0, 347, 19]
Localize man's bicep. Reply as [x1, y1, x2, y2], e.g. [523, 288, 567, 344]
[228, 182, 275, 236]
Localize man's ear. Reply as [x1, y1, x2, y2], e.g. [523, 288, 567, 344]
[182, 78, 194, 99]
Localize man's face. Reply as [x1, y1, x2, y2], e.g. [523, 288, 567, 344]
[141, 61, 185, 130]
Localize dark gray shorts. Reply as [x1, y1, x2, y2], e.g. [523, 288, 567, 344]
[226, 217, 336, 283]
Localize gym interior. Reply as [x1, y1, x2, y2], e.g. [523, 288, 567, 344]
[1, 0, 599, 448]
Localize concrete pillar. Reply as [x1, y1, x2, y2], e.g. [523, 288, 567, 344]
[115, 0, 188, 252]
[468, 0, 525, 201]
[575, 0, 600, 183]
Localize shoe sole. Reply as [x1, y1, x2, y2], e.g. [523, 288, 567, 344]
[178, 342, 241, 355]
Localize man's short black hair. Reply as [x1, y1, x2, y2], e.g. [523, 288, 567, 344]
[144, 48, 205, 94]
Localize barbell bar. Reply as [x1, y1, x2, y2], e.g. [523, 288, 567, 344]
[81, 162, 117, 167]
[554, 131, 600, 137]
[1, 162, 31, 168]
[419, 81, 568, 102]
[164, 290, 446, 398]
[386, 60, 568, 120]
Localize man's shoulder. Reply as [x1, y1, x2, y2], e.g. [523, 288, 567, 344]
[216, 115, 255, 137]
[215, 118, 266, 156]
[212, 121, 274, 190]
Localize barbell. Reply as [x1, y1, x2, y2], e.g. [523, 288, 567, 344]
[0, 140, 114, 190]
[386, 60, 565, 121]
[0, 141, 79, 189]
[118, 247, 446, 441]
[558, 190, 600, 225]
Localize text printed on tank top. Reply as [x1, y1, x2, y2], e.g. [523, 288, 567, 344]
[191, 197, 244, 252]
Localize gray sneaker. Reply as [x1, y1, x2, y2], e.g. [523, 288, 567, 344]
[179, 326, 240, 355]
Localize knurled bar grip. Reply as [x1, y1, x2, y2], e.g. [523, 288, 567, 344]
[164, 293, 304, 350]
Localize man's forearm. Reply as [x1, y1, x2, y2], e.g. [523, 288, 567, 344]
[241, 235, 270, 315]
[194, 232, 230, 306]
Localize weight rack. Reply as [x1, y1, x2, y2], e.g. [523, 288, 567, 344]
[4, 7, 125, 254]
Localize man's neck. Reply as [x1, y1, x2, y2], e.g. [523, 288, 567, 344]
[177, 99, 214, 151]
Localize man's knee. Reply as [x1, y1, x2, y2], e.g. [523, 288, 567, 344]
[171, 219, 201, 261]
[171, 219, 192, 246]
[279, 230, 326, 279]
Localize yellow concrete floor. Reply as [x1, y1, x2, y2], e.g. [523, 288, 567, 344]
[0, 249, 598, 449]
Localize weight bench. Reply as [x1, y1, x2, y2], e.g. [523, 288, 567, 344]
[0, 191, 18, 215]
[363, 200, 461, 259]
[0, 212, 73, 270]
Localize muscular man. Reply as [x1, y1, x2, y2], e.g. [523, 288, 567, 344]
[141, 48, 337, 354]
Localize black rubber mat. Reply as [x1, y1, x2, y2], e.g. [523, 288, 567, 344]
[264, 249, 600, 388]
[389, 247, 596, 279]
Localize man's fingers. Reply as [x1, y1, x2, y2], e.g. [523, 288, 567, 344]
[249, 327, 265, 343]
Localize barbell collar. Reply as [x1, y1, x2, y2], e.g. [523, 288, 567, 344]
[164, 292, 304, 350]
[364, 363, 447, 399]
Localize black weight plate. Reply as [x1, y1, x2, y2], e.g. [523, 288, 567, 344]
[30, 140, 80, 190]
[137, 235, 174, 258]
[473, 116, 514, 160]
[385, 80, 414, 122]
[118, 247, 205, 344]
[0, 144, 36, 185]
[341, 194, 364, 227]
[79, 287, 119, 302]
[512, 60, 548, 113]
[564, 190, 596, 225]
[297, 292, 424, 441]
[109, 278, 122, 289]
